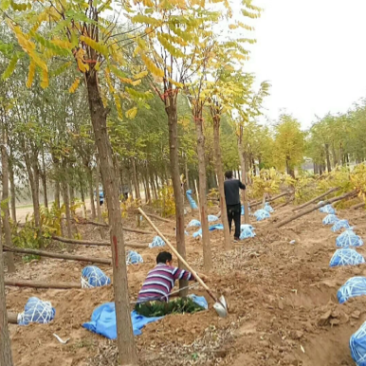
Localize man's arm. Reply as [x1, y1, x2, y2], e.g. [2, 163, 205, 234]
[239, 181, 245, 190]
[172, 268, 194, 281]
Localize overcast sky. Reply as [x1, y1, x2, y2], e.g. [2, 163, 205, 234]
[245, 0, 366, 128]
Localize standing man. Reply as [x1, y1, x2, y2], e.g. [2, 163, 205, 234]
[224, 171, 245, 241]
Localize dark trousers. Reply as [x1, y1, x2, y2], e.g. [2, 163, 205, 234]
[227, 204, 241, 239]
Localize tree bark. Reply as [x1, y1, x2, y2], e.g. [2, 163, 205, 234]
[94, 164, 105, 239]
[194, 116, 212, 271]
[8, 149, 16, 223]
[86, 71, 137, 364]
[1, 132, 15, 273]
[87, 167, 96, 219]
[238, 126, 249, 224]
[131, 158, 141, 200]
[212, 113, 232, 250]
[276, 191, 357, 228]
[166, 93, 187, 295]
[7, 312, 18, 324]
[352, 202, 365, 210]
[78, 171, 87, 218]
[61, 159, 72, 239]
[0, 216, 14, 366]
[3, 245, 112, 265]
[41, 148, 48, 209]
[325, 144, 332, 173]
[5, 279, 81, 289]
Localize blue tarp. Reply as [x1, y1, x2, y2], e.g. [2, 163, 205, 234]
[208, 215, 219, 222]
[187, 219, 201, 228]
[241, 204, 251, 215]
[149, 236, 165, 248]
[264, 203, 274, 213]
[126, 251, 143, 265]
[18, 297, 55, 326]
[81, 266, 111, 288]
[239, 224, 256, 240]
[332, 219, 351, 233]
[350, 320, 366, 365]
[329, 248, 365, 267]
[319, 204, 336, 214]
[336, 229, 364, 248]
[193, 224, 224, 238]
[323, 214, 339, 225]
[254, 209, 270, 221]
[186, 190, 198, 210]
[337, 277, 366, 304]
[83, 295, 208, 338]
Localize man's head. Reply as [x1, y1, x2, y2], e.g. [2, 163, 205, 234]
[225, 171, 233, 180]
[156, 251, 173, 266]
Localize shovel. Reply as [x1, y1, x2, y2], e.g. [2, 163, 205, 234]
[138, 207, 228, 318]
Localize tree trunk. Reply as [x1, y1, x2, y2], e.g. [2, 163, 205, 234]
[150, 170, 158, 200]
[87, 167, 96, 219]
[292, 187, 340, 211]
[61, 159, 72, 239]
[1, 134, 15, 273]
[185, 158, 190, 191]
[166, 95, 187, 295]
[131, 158, 141, 200]
[55, 181, 61, 209]
[0, 216, 14, 366]
[8, 151, 16, 223]
[41, 149, 48, 209]
[212, 114, 232, 250]
[94, 166, 105, 239]
[194, 117, 212, 271]
[86, 71, 137, 364]
[144, 170, 151, 203]
[325, 144, 332, 173]
[238, 127, 249, 224]
[5, 279, 81, 289]
[78, 171, 87, 218]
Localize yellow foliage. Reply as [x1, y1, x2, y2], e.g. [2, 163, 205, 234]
[69, 78, 80, 93]
[26, 61, 36, 88]
[133, 70, 148, 79]
[126, 107, 138, 119]
[75, 48, 89, 73]
[80, 35, 108, 57]
[140, 53, 164, 77]
[40, 69, 49, 88]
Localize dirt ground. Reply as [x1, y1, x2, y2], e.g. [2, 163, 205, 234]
[5, 202, 366, 366]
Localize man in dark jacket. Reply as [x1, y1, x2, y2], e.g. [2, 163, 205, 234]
[224, 171, 245, 240]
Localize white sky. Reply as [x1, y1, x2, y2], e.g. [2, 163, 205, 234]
[245, 0, 366, 128]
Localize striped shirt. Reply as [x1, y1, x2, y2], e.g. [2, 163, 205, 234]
[137, 263, 194, 303]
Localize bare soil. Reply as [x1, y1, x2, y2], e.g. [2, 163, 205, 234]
[5, 203, 366, 366]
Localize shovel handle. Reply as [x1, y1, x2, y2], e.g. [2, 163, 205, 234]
[138, 207, 217, 303]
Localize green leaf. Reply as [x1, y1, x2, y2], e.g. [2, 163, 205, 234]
[1, 53, 20, 80]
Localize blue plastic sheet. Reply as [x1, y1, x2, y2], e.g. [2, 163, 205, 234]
[264, 203, 274, 213]
[336, 229, 364, 248]
[126, 251, 143, 265]
[186, 190, 198, 210]
[208, 215, 219, 222]
[83, 294, 208, 338]
[323, 214, 339, 225]
[337, 277, 366, 304]
[239, 224, 256, 240]
[149, 236, 165, 248]
[350, 320, 366, 365]
[187, 219, 201, 228]
[332, 219, 351, 232]
[18, 297, 55, 326]
[193, 224, 224, 238]
[319, 204, 336, 214]
[81, 266, 111, 288]
[329, 248, 365, 267]
[241, 204, 251, 215]
[254, 209, 271, 221]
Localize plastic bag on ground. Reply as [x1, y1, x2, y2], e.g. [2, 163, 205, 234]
[329, 248, 365, 267]
[193, 224, 224, 238]
[336, 229, 364, 248]
[126, 251, 143, 265]
[208, 215, 219, 222]
[187, 219, 201, 228]
[332, 219, 351, 233]
[18, 297, 55, 326]
[337, 277, 366, 304]
[254, 209, 271, 221]
[186, 190, 198, 210]
[239, 224, 256, 240]
[149, 236, 165, 248]
[264, 203, 274, 213]
[319, 204, 336, 214]
[81, 266, 111, 288]
[323, 214, 339, 225]
[350, 320, 366, 365]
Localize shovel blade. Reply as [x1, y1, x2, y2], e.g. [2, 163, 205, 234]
[213, 296, 228, 318]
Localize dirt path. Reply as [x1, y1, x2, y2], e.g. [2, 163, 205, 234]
[5, 203, 366, 365]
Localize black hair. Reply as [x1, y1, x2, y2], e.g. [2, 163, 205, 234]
[225, 171, 233, 179]
[156, 251, 173, 264]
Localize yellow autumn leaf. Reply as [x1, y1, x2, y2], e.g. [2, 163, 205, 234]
[126, 107, 138, 119]
[26, 61, 36, 88]
[40, 69, 49, 89]
[133, 70, 148, 79]
[69, 78, 80, 93]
